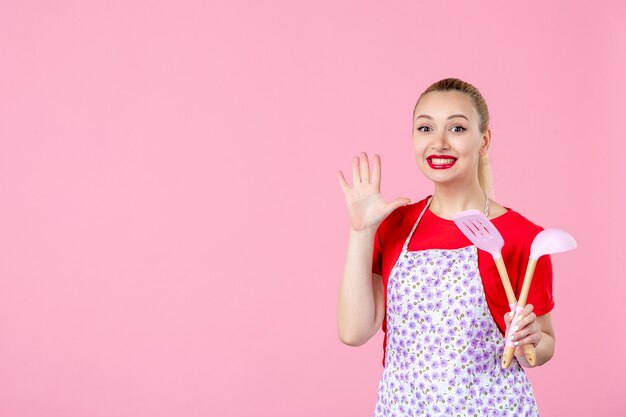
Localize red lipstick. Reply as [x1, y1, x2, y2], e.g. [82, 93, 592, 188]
[426, 154, 458, 169]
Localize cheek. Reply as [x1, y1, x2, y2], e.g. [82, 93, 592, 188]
[412, 140, 427, 155]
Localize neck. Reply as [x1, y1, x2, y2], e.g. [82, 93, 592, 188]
[429, 179, 486, 220]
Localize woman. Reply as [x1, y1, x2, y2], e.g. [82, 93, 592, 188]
[336, 78, 555, 416]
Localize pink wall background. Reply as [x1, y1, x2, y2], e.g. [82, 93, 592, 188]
[1, 1, 625, 416]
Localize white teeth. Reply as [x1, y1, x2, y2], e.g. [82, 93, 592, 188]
[430, 158, 456, 164]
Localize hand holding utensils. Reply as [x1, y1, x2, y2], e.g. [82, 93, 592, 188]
[453, 209, 577, 368]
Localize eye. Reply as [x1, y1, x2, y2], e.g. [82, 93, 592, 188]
[450, 125, 466, 132]
[417, 126, 431, 132]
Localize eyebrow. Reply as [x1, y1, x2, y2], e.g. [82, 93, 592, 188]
[415, 114, 469, 122]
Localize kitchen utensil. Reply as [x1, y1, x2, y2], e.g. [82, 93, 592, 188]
[513, 228, 577, 366]
[453, 209, 533, 369]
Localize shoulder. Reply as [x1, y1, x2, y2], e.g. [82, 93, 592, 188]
[495, 206, 545, 247]
[504, 209, 544, 232]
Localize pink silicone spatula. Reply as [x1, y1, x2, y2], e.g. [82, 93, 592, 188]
[452, 209, 529, 369]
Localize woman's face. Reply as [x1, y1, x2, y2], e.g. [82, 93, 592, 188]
[412, 90, 490, 187]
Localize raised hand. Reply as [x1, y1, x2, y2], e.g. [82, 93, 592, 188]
[337, 152, 411, 232]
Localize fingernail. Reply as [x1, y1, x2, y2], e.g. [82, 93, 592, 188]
[516, 315, 523, 323]
[509, 335, 515, 341]
[514, 341, 519, 346]
[512, 325, 519, 331]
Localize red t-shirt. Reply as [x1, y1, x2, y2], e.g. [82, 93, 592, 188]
[372, 195, 555, 368]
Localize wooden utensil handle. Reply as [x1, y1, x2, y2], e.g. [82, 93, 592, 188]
[494, 257, 516, 305]
[516, 258, 539, 366]
[522, 343, 537, 366]
[502, 346, 515, 369]
[518, 258, 537, 306]
[503, 344, 537, 368]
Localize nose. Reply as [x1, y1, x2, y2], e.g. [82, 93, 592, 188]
[431, 131, 450, 151]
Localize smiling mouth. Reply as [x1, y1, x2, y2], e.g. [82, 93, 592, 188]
[429, 157, 456, 164]
[427, 156, 457, 169]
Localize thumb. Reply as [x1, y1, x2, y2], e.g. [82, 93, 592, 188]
[504, 311, 513, 327]
[388, 198, 411, 212]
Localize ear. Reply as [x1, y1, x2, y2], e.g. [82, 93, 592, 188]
[481, 128, 492, 155]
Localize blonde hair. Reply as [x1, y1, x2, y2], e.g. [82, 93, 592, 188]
[413, 77, 495, 200]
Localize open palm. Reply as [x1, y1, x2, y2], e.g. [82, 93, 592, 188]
[337, 152, 411, 232]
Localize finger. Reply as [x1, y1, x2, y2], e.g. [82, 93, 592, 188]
[513, 329, 542, 348]
[337, 170, 350, 194]
[388, 198, 412, 212]
[504, 313, 510, 329]
[516, 322, 538, 339]
[514, 312, 537, 330]
[520, 304, 534, 318]
[371, 154, 381, 190]
[510, 321, 539, 342]
[511, 313, 536, 339]
[504, 310, 515, 327]
[360, 152, 370, 183]
[513, 304, 534, 325]
[352, 156, 361, 184]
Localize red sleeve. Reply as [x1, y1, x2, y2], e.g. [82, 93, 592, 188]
[371, 204, 409, 276]
[372, 224, 383, 275]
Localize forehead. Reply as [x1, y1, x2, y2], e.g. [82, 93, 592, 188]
[414, 90, 477, 121]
